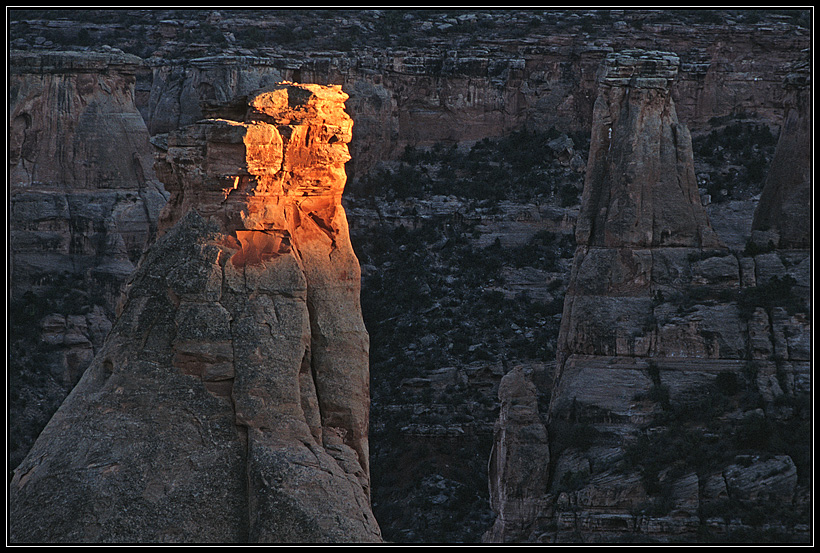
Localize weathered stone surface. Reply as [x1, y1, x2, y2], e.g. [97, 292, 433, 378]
[550, 52, 730, 420]
[8, 49, 168, 304]
[751, 56, 811, 249]
[6, 13, 813, 544]
[122, 11, 810, 181]
[9, 83, 380, 543]
[485, 368, 550, 543]
[576, 50, 721, 249]
[486, 49, 811, 544]
[724, 455, 797, 502]
[8, 49, 170, 471]
[8, 48, 168, 298]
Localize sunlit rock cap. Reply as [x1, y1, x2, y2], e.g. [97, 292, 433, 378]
[155, 82, 353, 234]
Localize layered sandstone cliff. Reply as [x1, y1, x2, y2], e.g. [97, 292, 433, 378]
[8, 49, 169, 469]
[9, 83, 381, 544]
[9, 50, 168, 277]
[133, 13, 809, 179]
[6, 12, 812, 544]
[486, 50, 811, 543]
[8, 48, 167, 323]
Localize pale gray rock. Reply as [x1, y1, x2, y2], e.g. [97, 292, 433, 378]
[485, 367, 550, 543]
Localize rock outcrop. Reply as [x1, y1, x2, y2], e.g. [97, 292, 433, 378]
[128, 13, 809, 179]
[485, 367, 551, 542]
[8, 48, 167, 319]
[485, 50, 811, 543]
[9, 83, 381, 544]
[6, 11, 812, 544]
[751, 54, 811, 249]
[8, 49, 169, 470]
[576, 50, 722, 249]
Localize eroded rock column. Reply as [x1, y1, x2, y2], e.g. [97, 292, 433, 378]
[488, 50, 729, 543]
[486, 48, 811, 545]
[9, 83, 380, 543]
[751, 55, 811, 249]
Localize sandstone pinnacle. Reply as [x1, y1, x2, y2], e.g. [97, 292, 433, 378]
[577, 49, 723, 249]
[9, 82, 381, 543]
[486, 49, 787, 543]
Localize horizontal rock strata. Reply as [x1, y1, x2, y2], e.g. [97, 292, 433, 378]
[485, 50, 811, 543]
[8, 49, 169, 470]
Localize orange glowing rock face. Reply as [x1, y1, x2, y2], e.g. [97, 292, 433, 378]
[9, 82, 380, 543]
[231, 230, 291, 267]
[155, 81, 354, 267]
[153, 83, 373, 486]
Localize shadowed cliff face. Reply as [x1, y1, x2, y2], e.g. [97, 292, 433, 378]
[751, 57, 811, 249]
[8, 49, 168, 311]
[6, 13, 812, 544]
[577, 51, 722, 249]
[132, 13, 809, 181]
[9, 83, 381, 544]
[485, 50, 811, 544]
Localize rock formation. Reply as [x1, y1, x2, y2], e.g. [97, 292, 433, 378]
[486, 367, 551, 542]
[554, 49, 728, 424]
[9, 83, 381, 544]
[751, 54, 811, 249]
[124, 11, 809, 179]
[576, 51, 722, 249]
[6, 11, 812, 544]
[8, 49, 169, 469]
[486, 50, 811, 543]
[8, 48, 167, 321]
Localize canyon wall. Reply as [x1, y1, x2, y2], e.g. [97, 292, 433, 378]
[9, 83, 381, 543]
[7, 10, 811, 544]
[8, 49, 169, 470]
[9, 50, 167, 291]
[136, 19, 809, 179]
[486, 50, 811, 543]
[751, 55, 811, 250]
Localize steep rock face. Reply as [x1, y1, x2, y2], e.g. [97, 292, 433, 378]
[9, 83, 381, 544]
[751, 56, 811, 249]
[138, 19, 809, 179]
[144, 56, 399, 179]
[8, 48, 167, 308]
[555, 49, 729, 426]
[485, 50, 811, 543]
[8, 49, 169, 470]
[485, 368, 551, 543]
[576, 50, 721, 249]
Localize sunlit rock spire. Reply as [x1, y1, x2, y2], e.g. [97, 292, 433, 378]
[9, 83, 380, 544]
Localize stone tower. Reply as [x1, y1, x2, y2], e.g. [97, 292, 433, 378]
[486, 50, 810, 543]
[9, 83, 381, 544]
